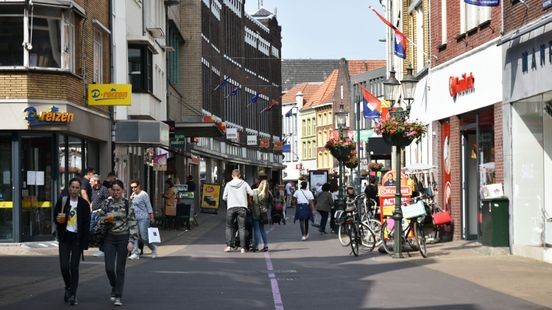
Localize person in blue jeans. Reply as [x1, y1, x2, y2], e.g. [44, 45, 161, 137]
[223, 169, 254, 253]
[252, 180, 272, 252]
[128, 180, 157, 259]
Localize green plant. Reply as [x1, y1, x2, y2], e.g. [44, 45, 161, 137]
[325, 136, 358, 167]
[374, 116, 427, 142]
[368, 162, 383, 171]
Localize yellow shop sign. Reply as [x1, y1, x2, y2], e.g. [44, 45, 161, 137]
[88, 84, 132, 106]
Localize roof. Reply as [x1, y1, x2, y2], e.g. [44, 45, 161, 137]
[251, 8, 274, 18]
[281, 82, 322, 105]
[303, 69, 339, 110]
[347, 60, 386, 76]
[281, 59, 341, 91]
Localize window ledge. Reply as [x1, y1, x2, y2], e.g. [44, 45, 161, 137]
[437, 43, 447, 52]
[479, 19, 491, 30]
[455, 33, 466, 41]
[0, 66, 81, 78]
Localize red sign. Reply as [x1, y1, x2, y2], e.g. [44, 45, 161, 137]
[449, 72, 475, 97]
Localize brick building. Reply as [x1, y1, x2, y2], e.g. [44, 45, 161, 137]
[0, 0, 111, 242]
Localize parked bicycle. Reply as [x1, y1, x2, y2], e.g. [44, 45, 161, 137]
[381, 197, 429, 258]
[335, 194, 377, 256]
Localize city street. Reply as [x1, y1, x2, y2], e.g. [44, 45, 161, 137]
[0, 210, 551, 310]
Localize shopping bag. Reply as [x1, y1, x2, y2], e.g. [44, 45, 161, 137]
[147, 227, 162, 244]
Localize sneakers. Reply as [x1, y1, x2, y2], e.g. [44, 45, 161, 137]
[262, 246, 269, 252]
[113, 297, 123, 306]
[240, 248, 246, 254]
[68, 295, 78, 306]
[110, 288, 116, 302]
[305, 234, 309, 240]
[224, 246, 233, 252]
[128, 253, 140, 260]
[301, 236, 307, 241]
[92, 250, 104, 257]
[151, 245, 158, 259]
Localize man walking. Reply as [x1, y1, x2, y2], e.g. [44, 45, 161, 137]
[222, 169, 253, 253]
[80, 167, 95, 204]
[128, 180, 157, 259]
[90, 174, 109, 257]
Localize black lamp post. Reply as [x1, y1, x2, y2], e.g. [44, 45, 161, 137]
[334, 103, 349, 211]
[382, 66, 418, 258]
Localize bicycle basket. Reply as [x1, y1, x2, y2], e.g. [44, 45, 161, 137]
[401, 200, 427, 219]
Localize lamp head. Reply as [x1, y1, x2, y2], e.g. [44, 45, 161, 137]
[383, 68, 400, 103]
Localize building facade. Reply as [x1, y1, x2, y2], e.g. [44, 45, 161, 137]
[0, 0, 111, 242]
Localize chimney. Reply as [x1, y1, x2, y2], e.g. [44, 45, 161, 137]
[295, 91, 304, 109]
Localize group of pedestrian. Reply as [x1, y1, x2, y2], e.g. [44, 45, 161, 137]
[54, 169, 157, 306]
[222, 169, 273, 253]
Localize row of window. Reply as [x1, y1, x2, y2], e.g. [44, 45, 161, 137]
[301, 140, 317, 160]
[301, 117, 317, 137]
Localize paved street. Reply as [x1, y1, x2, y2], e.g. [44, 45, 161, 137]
[1, 210, 551, 310]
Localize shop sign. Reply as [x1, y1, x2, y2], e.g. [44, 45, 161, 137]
[226, 128, 238, 141]
[273, 140, 283, 151]
[87, 84, 131, 106]
[521, 41, 552, 73]
[247, 135, 257, 146]
[449, 72, 475, 98]
[259, 137, 270, 149]
[23, 105, 74, 127]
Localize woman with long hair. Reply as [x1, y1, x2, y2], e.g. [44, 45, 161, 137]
[293, 181, 315, 240]
[252, 179, 271, 251]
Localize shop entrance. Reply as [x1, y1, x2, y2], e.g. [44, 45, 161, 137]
[460, 109, 494, 240]
[21, 135, 54, 241]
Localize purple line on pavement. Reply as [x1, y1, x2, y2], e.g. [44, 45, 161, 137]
[264, 251, 284, 310]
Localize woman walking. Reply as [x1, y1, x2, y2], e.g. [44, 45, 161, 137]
[252, 179, 271, 252]
[98, 180, 138, 306]
[54, 177, 90, 305]
[129, 180, 157, 259]
[293, 181, 315, 240]
[315, 183, 333, 234]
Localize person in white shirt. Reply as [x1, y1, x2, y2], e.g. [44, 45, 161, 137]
[292, 181, 315, 240]
[222, 169, 254, 253]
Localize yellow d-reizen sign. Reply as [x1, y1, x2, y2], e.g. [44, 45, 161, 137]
[88, 84, 132, 106]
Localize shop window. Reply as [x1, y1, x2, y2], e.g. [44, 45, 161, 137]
[93, 28, 104, 83]
[128, 45, 153, 93]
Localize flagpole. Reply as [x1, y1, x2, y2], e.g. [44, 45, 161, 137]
[355, 83, 362, 194]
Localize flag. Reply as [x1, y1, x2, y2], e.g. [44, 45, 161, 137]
[464, 0, 499, 6]
[284, 107, 294, 117]
[360, 84, 381, 119]
[250, 93, 260, 105]
[213, 76, 229, 91]
[261, 99, 279, 113]
[369, 5, 407, 59]
[225, 86, 239, 98]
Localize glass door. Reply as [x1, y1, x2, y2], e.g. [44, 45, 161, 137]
[21, 135, 54, 241]
[0, 135, 13, 240]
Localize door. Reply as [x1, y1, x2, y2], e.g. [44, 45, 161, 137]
[462, 131, 479, 239]
[0, 135, 13, 240]
[21, 135, 54, 241]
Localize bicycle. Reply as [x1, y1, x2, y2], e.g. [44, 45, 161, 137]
[335, 194, 377, 256]
[381, 198, 429, 258]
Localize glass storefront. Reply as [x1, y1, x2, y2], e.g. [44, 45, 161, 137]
[512, 94, 552, 246]
[0, 135, 13, 240]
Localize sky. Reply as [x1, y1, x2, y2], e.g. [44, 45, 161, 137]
[244, 0, 387, 60]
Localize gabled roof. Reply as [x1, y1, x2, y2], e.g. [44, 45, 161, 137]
[303, 69, 339, 110]
[252, 8, 274, 18]
[282, 82, 322, 105]
[281, 59, 341, 91]
[347, 60, 386, 76]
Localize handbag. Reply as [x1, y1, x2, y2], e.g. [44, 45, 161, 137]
[432, 210, 451, 225]
[260, 212, 269, 225]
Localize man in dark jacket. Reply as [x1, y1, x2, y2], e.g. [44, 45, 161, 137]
[54, 177, 91, 305]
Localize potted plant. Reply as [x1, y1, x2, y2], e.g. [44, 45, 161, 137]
[374, 116, 427, 147]
[368, 162, 384, 172]
[325, 136, 356, 162]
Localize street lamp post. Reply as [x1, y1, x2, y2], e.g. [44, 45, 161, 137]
[382, 66, 418, 258]
[334, 103, 349, 211]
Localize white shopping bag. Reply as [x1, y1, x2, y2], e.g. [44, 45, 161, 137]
[147, 227, 161, 244]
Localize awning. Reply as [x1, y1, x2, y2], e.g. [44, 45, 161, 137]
[174, 122, 224, 138]
[115, 120, 169, 147]
[29, 0, 86, 16]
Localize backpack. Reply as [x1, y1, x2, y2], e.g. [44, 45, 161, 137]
[89, 198, 129, 248]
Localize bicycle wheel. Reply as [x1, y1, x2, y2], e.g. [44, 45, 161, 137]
[358, 222, 376, 252]
[338, 223, 351, 247]
[366, 219, 382, 247]
[414, 221, 427, 258]
[381, 219, 395, 255]
[349, 223, 359, 256]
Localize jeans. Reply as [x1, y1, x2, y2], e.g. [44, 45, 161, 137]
[318, 210, 329, 232]
[252, 219, 268, 248]
[59, 232, 80, 296]
[225, 207, 247, 248]
[104, 233, 129, 298]
[133, 218, 156, 255]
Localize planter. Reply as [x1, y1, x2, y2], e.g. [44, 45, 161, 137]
[345, 161, 359, 169]
[382, 133, 414, 147]
[329, 146, 353, 162]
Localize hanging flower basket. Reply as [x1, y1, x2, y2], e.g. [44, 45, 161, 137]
[345, 160, 359, 169]
[375, 116, 427, 147]
[325, 136, 355, 162]
[368, 162, 383, 171]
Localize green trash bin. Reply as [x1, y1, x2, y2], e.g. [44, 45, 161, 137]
[481, 198, 509, 247]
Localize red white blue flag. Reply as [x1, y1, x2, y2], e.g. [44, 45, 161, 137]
[360, 84, 381, 119]
[464, 0, 499, 6]
[369, 6, 407, 59]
